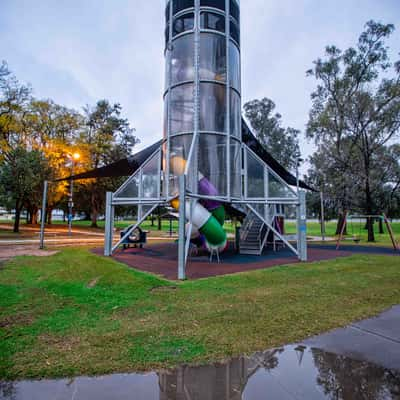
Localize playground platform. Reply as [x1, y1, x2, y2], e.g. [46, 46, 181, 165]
[93, 243, 399, 280]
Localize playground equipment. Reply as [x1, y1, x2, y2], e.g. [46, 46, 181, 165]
[120, 226, 147, 249]
[169, 155, 227, 253]
[336, 212, 399, 250]
[96, 0, 310, 279]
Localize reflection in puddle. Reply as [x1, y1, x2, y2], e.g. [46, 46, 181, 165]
[1, 345, 399, 400]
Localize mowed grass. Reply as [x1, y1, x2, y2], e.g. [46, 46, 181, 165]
[52, 219, 238, 235]
[0, 248, 399, 380]
[286, 221, 400, 248]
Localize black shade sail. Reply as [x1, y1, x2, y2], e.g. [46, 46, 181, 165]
[56, 140, 163, 182]
[58, 120, 313, 191]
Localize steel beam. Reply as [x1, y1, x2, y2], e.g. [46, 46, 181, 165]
[104, 192, 114, 256]
[297, 190, 308, 261]
[111, 204, 157, 253]
[248, 204, 299, 256]
[178, 175, 186, 280]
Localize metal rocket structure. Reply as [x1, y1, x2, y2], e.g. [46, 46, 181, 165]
[100, 0, 308, 278]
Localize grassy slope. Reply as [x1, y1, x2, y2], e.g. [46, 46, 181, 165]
[0, 248, 399, 380]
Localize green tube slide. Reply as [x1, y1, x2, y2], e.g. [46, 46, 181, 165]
[199, 214, 226, 247]
[186, 202, 226, 249]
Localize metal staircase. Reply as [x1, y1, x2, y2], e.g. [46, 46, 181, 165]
[239, 211, 270, 255]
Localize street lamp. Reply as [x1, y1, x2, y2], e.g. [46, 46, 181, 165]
[67, 152, 80, 236]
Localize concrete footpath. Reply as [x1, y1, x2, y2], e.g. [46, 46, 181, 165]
[304, 304, 400, 371]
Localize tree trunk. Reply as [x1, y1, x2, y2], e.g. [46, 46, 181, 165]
[335, 213, 347, 235]
[365, 179, 375, 242]
[31, 206, 38, 225]
[90, 191, 98, 228]
[13, 201, 21, 233]
[91, 210, 98, 228]
[366, 216, 375, 242]
[157, 207, 162, 231]
[378, 218, 384, 234]
[362, 151, 375, 242]
[27, 211, 32, 224]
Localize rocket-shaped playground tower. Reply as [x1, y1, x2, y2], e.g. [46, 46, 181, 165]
[164, 0, 242, 254]
[104, 0, 308, 278]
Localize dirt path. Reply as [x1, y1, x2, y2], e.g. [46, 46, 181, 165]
[0, 245, 58, 263]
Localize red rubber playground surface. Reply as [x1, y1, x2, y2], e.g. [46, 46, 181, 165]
[93, 243, 399, 280]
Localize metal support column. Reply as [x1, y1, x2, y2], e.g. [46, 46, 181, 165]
[225, 0, 231, 201]
[264, 166, 269, 224]
[39, 180, 48, 250]
[178, 175, 186, 280]
[297, 191, 307, 261]
[320, 190, 326, 241]
[104, 192, 114, 256]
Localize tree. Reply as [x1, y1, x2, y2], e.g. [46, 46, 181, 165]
[0, 64, 139, 229]
[24, 99, 83, 224]
[243, 97, 301, 170]
[307, 139, 360, 234]
[312, 348, 400, 399]
[0, 61, 31, 157]
[24, 99, 82, 146]
[79, 100, 138, 227]
[306, 21, 400, 241]
[0, 147, 50, 232]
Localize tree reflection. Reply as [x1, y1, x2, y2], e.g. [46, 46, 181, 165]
[312, 349, 400, 399]
[0, 381, 16, 400]
[159, 346, 400, 400]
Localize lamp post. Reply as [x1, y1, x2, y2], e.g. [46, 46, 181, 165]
[67, 152, 80, 236]
[320, 190, 326, 241]
[39, 180, 48, 249]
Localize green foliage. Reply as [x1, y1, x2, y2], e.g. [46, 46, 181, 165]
[0, 248, 399, 379]
[0, 61, 31, 155]
[306, 21, 400, 239]
[244, 97, 301, 170]
[0, 62, 139, 227]
[0, 147, 50, 231]
[74, 100, 139, 226]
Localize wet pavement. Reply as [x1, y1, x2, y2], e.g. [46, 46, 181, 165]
[1, 306, 400, 400]
[304, 305, 400, 372]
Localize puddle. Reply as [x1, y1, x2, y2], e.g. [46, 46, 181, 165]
[1, 345, 399, 400]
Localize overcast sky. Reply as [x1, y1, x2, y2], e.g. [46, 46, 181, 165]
[1, 0, 400, 172]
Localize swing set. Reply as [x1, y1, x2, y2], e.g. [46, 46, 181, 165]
[336, 212, 399, 251]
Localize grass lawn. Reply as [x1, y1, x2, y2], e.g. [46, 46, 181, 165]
[0, 219, 398, 250]
[52, 219, 238, 235]
[0, 248, 399, 380]
[286, 221, 400, 248]
[3, 218, 398, 244]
